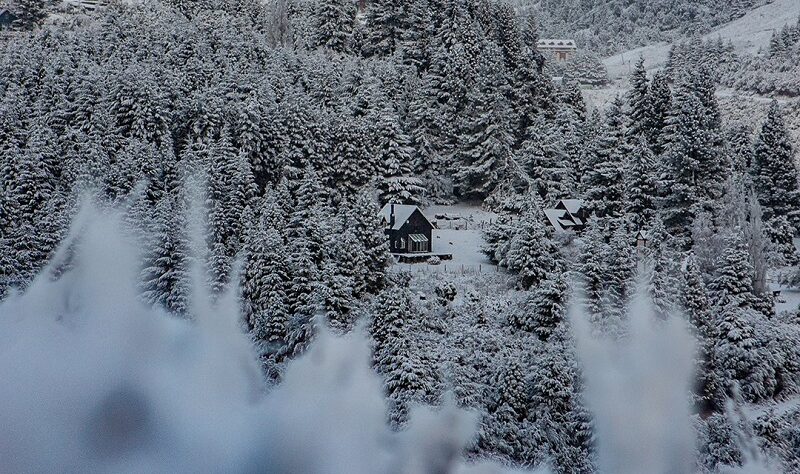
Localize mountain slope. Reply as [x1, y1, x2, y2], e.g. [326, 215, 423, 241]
[602, 0, 800, 81]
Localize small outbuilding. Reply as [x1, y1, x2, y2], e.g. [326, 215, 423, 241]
[635, 230, 650, 249]
[0, 8, 17, 30]
[537, 39, 578, 62]
[378, 203, 434, 254]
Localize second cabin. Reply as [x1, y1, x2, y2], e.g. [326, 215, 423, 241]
[537, 39, 578, 62]
[378, 203, 434, 254]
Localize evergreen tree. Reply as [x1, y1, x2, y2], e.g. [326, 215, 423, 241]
[659, 78, 726, 242]
[330, 116, 373, 197]
[643, 217, 679, 317]
[682, 253, 722, 412]
[243, 222, 290, 343]
[286, 239, 318, 317]
[582, 99, 625, 218]
[626, 57, 650, 139]
[313, 0, 356, 52]
[364, 0, 404, 57]
[709, 230, 755, 308]
[347, 191, 390, 293]
[371, 286, 432, 426]
[751, 101, 800, 229]
[515, 274, 569, 340]
[502, 205, 561, 290]
[374, 103, 423, 204]
[623, 137, 658, 229]
[606, 222, 636, 308]
[139, 193, 192, 316]
[454, 44, 514, 199]
[317, 260, 354, 329]
[529, 344, 592, 473]
[644, 71, 672, 156]
[14, 0, 47, 30]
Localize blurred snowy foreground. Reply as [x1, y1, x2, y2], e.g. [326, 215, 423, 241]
[0, 205, 770, 473]
[0, 206, 536, 473]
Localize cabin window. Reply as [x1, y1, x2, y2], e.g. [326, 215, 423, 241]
[399, 238, 406, 250]
[409, 234, 430, 253]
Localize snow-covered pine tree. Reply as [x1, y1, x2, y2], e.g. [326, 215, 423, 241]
[374, 103, 423, 205]
[286, 239, 319, 317]
[644, 71, 672, 156]
[578, 216, 608, 318]
[519, 115, 572, 202]
[313, 0, 356, 52]
[480, 352, 528, 461]
[623, 136, 658, 230]
[243, 219, 290, 343]
[626, 57, 650, 139]
[287, 165, 327, 235]
[751, 101, 800, 229]
[642, 217, 680, 318]
[502, 204, 561, 290]
[364, 0, 404, 57]
[582, 98, 625, 218]
[606, 221, 636, 309]
[109, 68, 170, 146]
[370, 286, 433, 427]
[681, 253, 722, 412]
[711, 299, 774, 403]
[709, 230, 755, 309]
[330, 116, 373, 197]
[529, 343, 592, 473]
[400, 0, 434, 69]
[515, 274, 569, 340]
[205, 133, 241, 294]
[454, 43, 514, 200]
[767, 215, 798, 265]
[14, 0, 47, 30]
[317, 260, 354, 329]
[348, 191, 390, 293]
[659, 76, 726, 242]
[139, 192, 192, 317]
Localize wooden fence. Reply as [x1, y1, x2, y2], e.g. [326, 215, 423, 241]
[396, 263, 503, 275]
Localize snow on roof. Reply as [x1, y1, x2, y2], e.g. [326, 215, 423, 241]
[378, 204, 431, 231]
[537, 39, 577, 49]
[545, 209, 568, 232]
[558, 199, 584, 215]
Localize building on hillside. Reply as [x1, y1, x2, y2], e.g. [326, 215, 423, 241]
[544, 199, 589, 233]
[537, 39, 577, 62]
[635, 230, 650, 250]
[0, 8, 17, 29]
[66, 0, 109, 12]
[378, 203, 434, 254]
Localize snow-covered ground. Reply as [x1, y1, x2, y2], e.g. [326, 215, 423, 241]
[603, 0, 800, 82]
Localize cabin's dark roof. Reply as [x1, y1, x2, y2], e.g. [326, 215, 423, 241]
[545, 199, 586, 232]
[378, 204, 433, 231]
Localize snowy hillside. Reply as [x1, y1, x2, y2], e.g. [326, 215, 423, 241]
[4, 0, 800, 472]
[603, 0, 800, 81]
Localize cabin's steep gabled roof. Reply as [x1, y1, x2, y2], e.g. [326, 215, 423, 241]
[378, 204, 433, 231]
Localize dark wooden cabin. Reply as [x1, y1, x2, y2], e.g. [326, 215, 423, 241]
[378, 204, 434, 254]
[0, 9, 17, 30]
